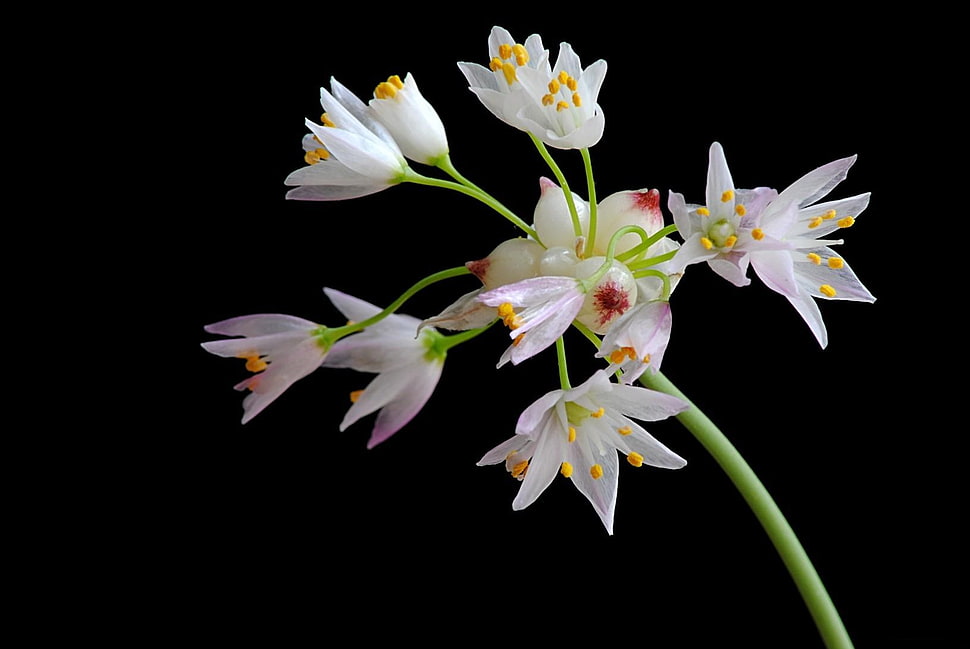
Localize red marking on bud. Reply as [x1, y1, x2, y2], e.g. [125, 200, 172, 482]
[466, 258, 490, 282]
[594, 281, 631, 327]
[632, 188, 660, 212]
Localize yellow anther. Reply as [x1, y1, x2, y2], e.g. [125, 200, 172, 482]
[697, 207, 710, 216]
[558, 70, 569, 84]
[735, 204, 747, 216]
[828, 257, 845, 269]
[512, 333, 525, 346]
[590, 464, 604, 480]
[572, 92, 582, 107]
[560, 462, 574, 478]
[566, 77, 578, 91]
[609, 346, 636, 364]
[642, 353, 651, 364]
[375, 81, 398, 99]
[700, 237, 714, 250]
[819, 284, 837, 297]
[618, 426, 632, 436]
[497, 303, 515, 318]
[502, 61, 517, 85]
[305, 148, 330, 165]
[724, 235, 738, 248]
[627, 452, 644, 467]
[721, 189, 734, 202]
[320, 113, 336, 127]
[556, 100, 570, 112]
[511, 460, 529, 479]
[542, 94, 555, 106]
[548, 79, 560, 94]
[349, 389, 364, 403]
[822, 209, 837, 220]
[751, 228, 765, 240]
[512, 44, 529, 66]
[239, 354, 267, 373]
[808, 216, 824, 229]
[489, 56, 503, 72]
[807, 253, 822, 265]
[568, 426, 576, 443]
[591, 407, 605, 419]
[498, 43, 513, 60]
[837, 216, 856, 228]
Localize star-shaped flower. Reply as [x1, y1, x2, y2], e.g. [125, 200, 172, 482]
[478, 370, 688, 534]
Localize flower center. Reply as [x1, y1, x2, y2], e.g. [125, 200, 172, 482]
[489, 42, 530, 86]
[707, 219, 737, 249]
[565, 401, 605, 426]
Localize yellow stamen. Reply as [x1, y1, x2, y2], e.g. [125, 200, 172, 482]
[349, 389, 364, 403]
[512, 44, 529, 66]
[608, 346, 636, 364]
[721, 189, 734, 202]
[560, 462, 573, 478]
[542, 94, 555, 106]
[512, 333, 525, 346]
[837, 216, 856, 228]
[618, 426, 632, 436]
[627, 452, 644, 467]
[700, 237, 714, 250]
[556, 100, 570, 112]
[822, 209, 837, 220]
[591, 408, 605, 419]
[548, 79, 560, 94]
[568, 426, 576, 443]
[305, 148, 330, 165]
[642, 353, 651, 364]
[697, 207, 710, 216]
[590, 464, 604, 480]
[511, 460, 529, 479]
[502, 61, 517, 85]
[498, 43, 513, 60]
[807, 253, 822, 265]
[735, 204, 746, 216]
[489, 56, 503, 72]
[497, 303, 515, 318]
[558, 70, 569, 84]
[724, 235, 738, 248]
[240, 354, 267, 373]
[828, 257, 845, 269]
[320, 113, 336, 128]
[751, 228, 765, 240]
[808, 216, 824, 229]
[819, 284, 837, 297]
[572, 92, 582, 107]
[566, 77, 578, 91]
[375, 81, 398, 100]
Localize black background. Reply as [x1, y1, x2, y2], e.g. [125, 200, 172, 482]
[135, 7, 962, 648]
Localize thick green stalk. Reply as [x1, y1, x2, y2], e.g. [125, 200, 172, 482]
[581, 148, 598, 254]
[638, 370, 854, 649]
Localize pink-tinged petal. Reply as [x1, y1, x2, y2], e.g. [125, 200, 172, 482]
[750, 249, 799, 298]
[419, 289, 497, 332]
[324, 288, 419, 335]
[669, 233, 719, 272]
[477, 435, 529, 467]
[774, 155, 857, 210]
[706, 142, 735, 215]
[516, 389, 566, 436]
[793, 248, 875, 302]
[201, 331, 311, 359]
[610, 419, 687, 469]
[708, 253, 751, 287]
[597, 384, 688, 421]
[323, 335, 416, 373]
[785, 290, 828, 348]
[568, 434, 618, 535]
[507, 292, 585, 364]
[736, 187, 779, 229]
[204, 314, 319, 337]
[239, 337, 326, 423]
[512, 412, 566, 511]
[366, 360, 444, 448]
[477, 275, 581, 307]
[593, 188, 663, 256]
[667, 191, 695, 239]
[787, 193, 871, 239]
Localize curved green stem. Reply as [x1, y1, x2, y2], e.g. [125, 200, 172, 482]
[555, 336, 571, 390]
[581, 148, 598, 254]
[638, 370, 855, 649]
[616, 224, 679, 263]
[438, 321, 496, 352]
[403, 168, 540, 242]
[530, 134, 582, 241]
[631, 269, 672, 301]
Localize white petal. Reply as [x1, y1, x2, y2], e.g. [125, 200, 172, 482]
[512, 413, 566, 511]
[367, 360, 444, 448]
[705, 142, 735, 214]
[774, 155, 857, 210]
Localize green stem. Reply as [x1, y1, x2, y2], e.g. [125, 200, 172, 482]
[530, 134, 582, 241]
[555, 336, 571, 390]
[616, 224, 679, 263]
[638, 370, 855, 649]
[403, 168, 541, 242]
[581, 148, 598, 255]
[438, 321, 495, 352]
[631, 269, 672, 301]
[434, 154, 490, 199]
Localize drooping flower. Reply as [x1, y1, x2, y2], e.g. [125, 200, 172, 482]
[668, 142, 788, 288]
[201, 314, 329, 423]
[368, 73, 449, 166]
[477, 369, 688, 534]
[322, 288, 446, 448]
[749, 156, 875, 347]
[595, 300, 672, 384]
[284, 78, 410, 201]
[459, 25, 607, 149]
[477, 276, 586, 367]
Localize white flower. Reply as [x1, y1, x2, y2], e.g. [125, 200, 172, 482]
[284, 78, 410, 201]
[668, 142, 787, 287]
[201, 314, 328, 423]
[477, 370, 688, 534]
[459, 25, 607, 149]
[595, 300, 672, 384]
[368, 73, 449, 165]
[322, 288, 446, 448]
[750, 156, 875, 347]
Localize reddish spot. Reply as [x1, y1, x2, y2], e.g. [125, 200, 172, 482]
[594, 282, 631, 327]
[632, 188, 660, 212]
[466, 258, 490, 282]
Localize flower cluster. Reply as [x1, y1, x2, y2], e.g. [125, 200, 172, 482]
[201, 25, 873, 534]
